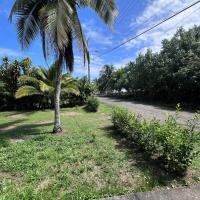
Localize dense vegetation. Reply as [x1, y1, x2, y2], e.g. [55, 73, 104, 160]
[111, 106, 200, 174]
[0, 57, 94, 111]
[97, 26, 200, 106]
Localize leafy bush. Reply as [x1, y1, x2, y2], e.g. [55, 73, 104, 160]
[111, 107, 141, 137]
[111, 106, 199, 174]
[85, 96, 99, 112]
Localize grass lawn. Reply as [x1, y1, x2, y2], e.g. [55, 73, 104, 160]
[0, 104, 199, 200]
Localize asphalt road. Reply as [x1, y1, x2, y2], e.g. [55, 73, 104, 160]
[98, 97, 198, 126]
[102, 184, 200, 200]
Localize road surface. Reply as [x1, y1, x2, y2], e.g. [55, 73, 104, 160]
[98, 97, 198, 125]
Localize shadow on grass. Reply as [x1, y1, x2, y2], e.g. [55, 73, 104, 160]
[0, 119, 26, 129]
[102, 125, 187, 191]
[0, 119, 53, 142]
[2, 110, 38, 118]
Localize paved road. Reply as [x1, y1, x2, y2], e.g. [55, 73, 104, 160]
[102, 184, 200, 200]
[98, 97, 197, 125]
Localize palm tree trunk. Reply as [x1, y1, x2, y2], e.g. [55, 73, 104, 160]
[53, 64, 63, 133]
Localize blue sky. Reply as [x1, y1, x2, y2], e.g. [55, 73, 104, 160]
[1, 0, 200, 79]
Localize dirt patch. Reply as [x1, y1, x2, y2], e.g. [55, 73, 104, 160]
[0, 125, 16, 132]
[34, 120, 53, 125]
[36, 178, 51, 192]
[61, 112, 82, 116]
[9, 114, 26, 119]
[118, 170, 136, 188]
[0, 171, 21, 183]
[10, 138, 25, 144]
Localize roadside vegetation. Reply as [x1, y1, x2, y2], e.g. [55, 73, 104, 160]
[0, 104, 200, 199]
[111, 105, 200, 174]
[96, 26, 200, 108]
[0, 57, 95, 111]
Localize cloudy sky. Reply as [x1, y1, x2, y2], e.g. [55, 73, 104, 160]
[0, 0, 200, 79]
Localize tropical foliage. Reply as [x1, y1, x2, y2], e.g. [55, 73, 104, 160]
[0, 57, 30, 110]
[112, 106, 200, 174]
[16, 64, 80, 106]
[97, 26, 200, 107]
[0, 57, 94, 110]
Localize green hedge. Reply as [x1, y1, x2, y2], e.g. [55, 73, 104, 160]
[111, 106, 199, 174]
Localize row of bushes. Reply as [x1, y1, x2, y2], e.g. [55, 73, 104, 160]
[111, 106, 199, 174]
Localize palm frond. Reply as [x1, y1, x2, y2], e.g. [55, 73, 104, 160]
[10, 0, 117, 73]
[10, 0, 44, 49]
[18, 75, 40, 86]
[79, 0, 118, 27]
[61, 87, 80, 96]
[72, 9, 90, 66]
[39, 80, 54, 94]
[64, 33, 74, 72]
[40, 0, 73, 51]
[61, 75, 80, 95]
[15, 86, 41, 99]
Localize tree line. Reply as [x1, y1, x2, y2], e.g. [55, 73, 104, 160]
[0, 57, 95, 111]
[96, 26, 200, 107]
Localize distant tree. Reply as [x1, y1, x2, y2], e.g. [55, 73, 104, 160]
[21, 58, 32, 75]
[97, 65, 115, 93]
[78, 76, 95, 103]
[96, 26, 200, 106]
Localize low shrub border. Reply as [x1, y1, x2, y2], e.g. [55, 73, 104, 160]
[111, 106, 200, 174]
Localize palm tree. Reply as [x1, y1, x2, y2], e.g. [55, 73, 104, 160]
[9, 0, 118, 133]
[16, 65, 80, 107]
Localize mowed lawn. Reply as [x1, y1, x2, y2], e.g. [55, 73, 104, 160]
[0, 104, 200, 200]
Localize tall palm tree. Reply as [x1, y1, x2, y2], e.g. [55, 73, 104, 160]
[9, 0, 118, 133]
[16, 65, 80, 106]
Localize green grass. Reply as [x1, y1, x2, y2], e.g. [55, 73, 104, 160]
[0, 104, 199, 200]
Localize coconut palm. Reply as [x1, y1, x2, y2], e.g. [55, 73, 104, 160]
[16, 65, 80, 107]
[10, 0, 118, 133]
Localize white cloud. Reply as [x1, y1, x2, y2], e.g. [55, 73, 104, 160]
[82, 21, 113, 46]
[112, 57, 134, 69]
[0, 48, 20, 57]
[73, 53, 105, 79]
[126, 0, 200, 53]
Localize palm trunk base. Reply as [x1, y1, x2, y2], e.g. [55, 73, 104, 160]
[53, 125, 62, 134]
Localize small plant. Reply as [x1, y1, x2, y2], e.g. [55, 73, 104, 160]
[85, 96, 100, 112]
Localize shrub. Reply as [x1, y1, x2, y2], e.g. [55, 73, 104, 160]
[111, 107, 141, 138]
[85, 96, 99, 112]
[111, 106, 199, 174]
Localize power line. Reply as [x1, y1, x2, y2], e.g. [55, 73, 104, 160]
[119, 1, 175, 40]
[164, 5, 200, 37]
[100, 0, 200, 56]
